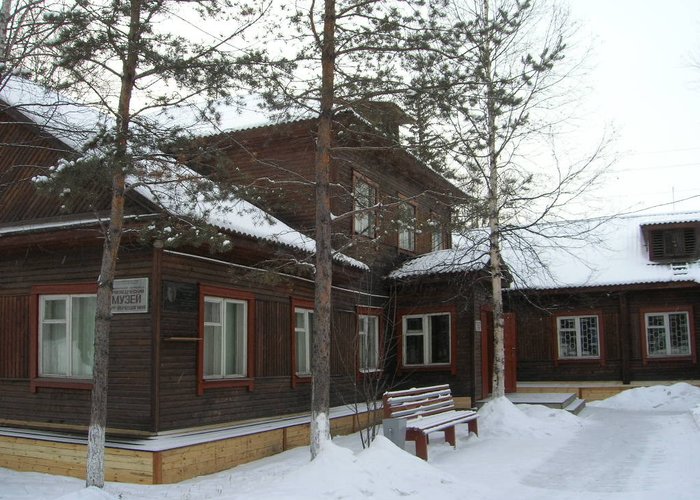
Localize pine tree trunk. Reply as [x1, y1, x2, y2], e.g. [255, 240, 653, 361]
[85, 0, 141, 487]
[310, 0, 336, 460]
[85, 174, 124, 487]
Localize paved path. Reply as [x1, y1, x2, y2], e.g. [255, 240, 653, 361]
[519, 406, 700, 499]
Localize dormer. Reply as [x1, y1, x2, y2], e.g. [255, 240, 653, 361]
[642, 221, 699, 262]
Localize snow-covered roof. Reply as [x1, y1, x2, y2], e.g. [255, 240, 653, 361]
[388, 242, 490, 279]
[0, 77, 367, 271]
[0, 77, 103, 150]
[390, 211, 700, 289]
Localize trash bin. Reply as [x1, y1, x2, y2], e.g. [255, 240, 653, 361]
[382, 418, 406, 449]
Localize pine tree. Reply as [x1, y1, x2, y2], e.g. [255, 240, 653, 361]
[435, 0, 607, 397]
[260, 0, 447, 458]
[39, 0, 266, 487]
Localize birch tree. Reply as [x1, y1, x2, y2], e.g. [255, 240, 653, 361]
[0, 0, 62, 87]
[38, 0, 266, 487]
[436, 0, 607, 397]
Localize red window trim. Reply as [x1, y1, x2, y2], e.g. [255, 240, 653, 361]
[397, 304, 457, 375]
[352, 171, 379, 238]
[30, 283, 98, 393]
[639, 305, 696, 365]
[356, 305, 384, 378]
[551, 310, 606, 367]
[197, 285, 256, 395]
[291, 298, 314, 388]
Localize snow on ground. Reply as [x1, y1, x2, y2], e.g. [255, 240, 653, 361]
[2, 383, 700, 500]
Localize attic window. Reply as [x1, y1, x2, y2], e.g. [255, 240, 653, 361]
[649, 228, 696, 260]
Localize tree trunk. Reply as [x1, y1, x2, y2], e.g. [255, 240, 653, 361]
[0, 0, 11, 63]
[310, 0, 336, 460]
[482, 0, 506, 399]
[85, 0, 141, 487]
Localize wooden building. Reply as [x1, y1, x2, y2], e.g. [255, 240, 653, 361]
[505, 213, 700, 384]
[391, 213, 700, 389]
[0, 79, 478, 481]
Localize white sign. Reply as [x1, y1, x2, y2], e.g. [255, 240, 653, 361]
[112, 278, 149, 314]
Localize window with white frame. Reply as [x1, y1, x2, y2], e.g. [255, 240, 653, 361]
[645, 311, 691, 357]
[557, 315, 600, 359]
[353, 177, 377, 237]
[403, 313, 450, 366]
[39, 294, 96, 378]
[359, 314, 380, 372]
[398, 201, 416, 251]
[295, 308, 313, 375]
[203, 297, 247, 378]
[431, 221, 444, 252]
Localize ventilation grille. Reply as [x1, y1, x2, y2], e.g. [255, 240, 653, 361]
[650, 228, 696, 260]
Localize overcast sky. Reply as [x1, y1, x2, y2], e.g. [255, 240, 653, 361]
[568, 0, 700, 216]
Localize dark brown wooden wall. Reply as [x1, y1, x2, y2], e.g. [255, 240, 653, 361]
[390, 275, 489, 401]
[200, 120, 457, 278]
[0, 243, 154, 431]
[154, 251, 384, 431]
[509, 286, 700, 382]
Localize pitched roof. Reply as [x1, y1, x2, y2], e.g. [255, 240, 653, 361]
[389, 212, 700, 289]
[0, 77, 367, 270]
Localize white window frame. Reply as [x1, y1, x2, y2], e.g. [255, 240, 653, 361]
[203, 296, 248, 379]
[353, 177, 377, 237]
[556, 315, 600, 359]
[359, 314, 380, 372]
[431, 221, 444, 252]
[398, 200, 416, 252]
[644, 311, 691, 357]
[295, 307, 313, 376]
[402, 313, 451, 366]
[38, 294, 96, 378]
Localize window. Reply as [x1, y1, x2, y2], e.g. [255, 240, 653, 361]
[645, 311, 691, 357]
[431, 219, 445, 252]
[203, 297, 247, 378]
[557, 315, 600, 359]
[403, 313, 451, 366]
[649, 228, 696, 260]
[39, 294, 96, 378]
[295, 308, 313, 376]
[398, 200, 416, 252]
[359, 314, 380, 372]
[353, 176, 377, 237]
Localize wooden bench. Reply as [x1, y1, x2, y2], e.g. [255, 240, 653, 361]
[382, 384, 478, 460]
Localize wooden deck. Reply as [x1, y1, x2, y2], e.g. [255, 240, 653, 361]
[0, 404, 381, 484]
[516, 380, 700, 401]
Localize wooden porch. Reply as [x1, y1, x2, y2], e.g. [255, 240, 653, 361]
[0, 404, 381, 484]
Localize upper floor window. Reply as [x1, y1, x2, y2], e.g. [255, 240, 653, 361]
[398, 200, 416, 252]
[645, 311, 691, 358]
[353, 176, 377, 238]
[294, 307, 313, 376]
[649, 228, 696, 260]
[203, 296, 248, 378]
[557, 315, 600, 359]
[430, 215, 446, 252]
[403, 312, 450, 366]
[39, 294, 96, 378]
[358, 314, 380, 372]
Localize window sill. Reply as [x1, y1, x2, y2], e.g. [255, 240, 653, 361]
[557, 357, 602, 362]
[644, 355, 695, 363]
[198, 377, 254, 395]
[30, 378, 92, 393]
[400, 364, 451, 372]
[292, 373, 312, 388]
